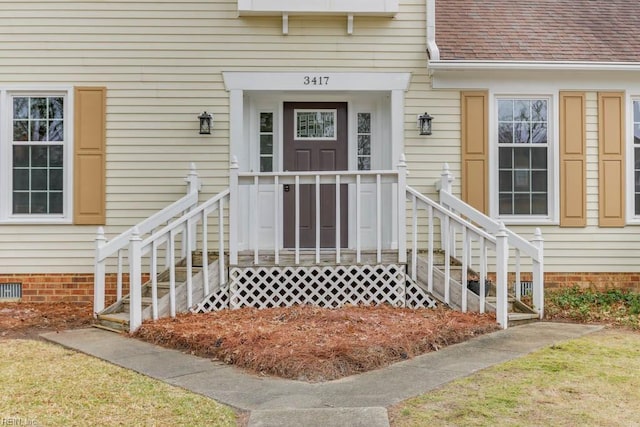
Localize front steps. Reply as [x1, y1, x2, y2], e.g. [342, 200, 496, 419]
[96, 249, 539, 333]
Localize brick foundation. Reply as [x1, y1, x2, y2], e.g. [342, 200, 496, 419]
[0, 274, 137, 305]
[1, 271, 639, 305]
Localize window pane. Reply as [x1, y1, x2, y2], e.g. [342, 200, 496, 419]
[532, 171, 547, 192]
[634, 124, 640, 145]
[531, 123, 547, 143]
[514, 194, 531, 214]
[48, 97, 64, 119]
[13, 97, 28, 119]
[514, 170, 530, 191]
[30, 97, 47, 119]
[634, 101, 640, 123]
[531, 194, 548, 215]
[13, 146, 29, 167]
[31, 169, 47, 191]
[13, 193, 29, 214]
[498, 100, 513, 121]
[635, 171, 640, 193]
[260, 113, 273, 133]
[13, 121, 28, 141]
[498, 123, 513, 143]
[260, 157, 272, 173]
[50, 169, 63, 191]
[49, 192, 63, 214]
[260, 135, 273, 155]
[636, 196, 640, 216]
[296, 111, 336, 139]
[13, 169, 29, 191]
[514, 100, 530, 121]
[499, 171, 512, 191]
[50, 146, 63, 167]
[357, 113, 371, 133]
[514, 147, 530, 169]
[31, 192, 47, 213]
[31, 120, 48, 141]
[499, 194, 513, 215]
[49, 120, 64, 141]
[499, 148, 512, 168]
[358, 135, 371, 155]
[531, 100, 547, 122]
[514, 122, 530, 143]
[31, 146, 48, 167]
[358, 157, 371, 171]
[531, 147, 547, 169]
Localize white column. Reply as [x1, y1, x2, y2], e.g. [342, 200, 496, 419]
[128, 227, 143, 332]
[532, 228, 545, 319]
[397, 154, 407, 264]
[229, 156, 239, 266]
[390, 89, 404, 251]
[93, 227, 106, 316]
[495, 222, 509, 329]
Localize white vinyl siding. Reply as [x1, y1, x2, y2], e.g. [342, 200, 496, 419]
[0, 0, 429, 274]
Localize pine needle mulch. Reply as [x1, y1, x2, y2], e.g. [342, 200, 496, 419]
[134, 305, 499, 382]
[0, 302, 93, 339]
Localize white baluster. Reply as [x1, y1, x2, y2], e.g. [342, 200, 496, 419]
[94, 227, 106, 316]
[128, 227, 143, 332]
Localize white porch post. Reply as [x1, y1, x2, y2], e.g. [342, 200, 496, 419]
[532, 228, 545, 319]
[495, 222, 509, 329]
[397, 154, 407, 263]
[439, 163, 454, 251]
[390, 89, 404, 250]
[128, 227, 143, 332]
[229, 156, 239, 266]
[93, 227, 106, 316]
[185, 163, 200, 252]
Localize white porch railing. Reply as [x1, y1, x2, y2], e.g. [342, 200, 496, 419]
[229, 155, 408, 266]
[434, 163, 544, 327]
[93, 164, 202, 316]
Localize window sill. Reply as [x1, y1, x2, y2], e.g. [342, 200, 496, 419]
[238, 0, 399, 16]
[0, 217, 72, 225]
[497, 216, 557, 227]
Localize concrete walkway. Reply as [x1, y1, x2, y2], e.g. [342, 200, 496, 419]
[42, 322, 601, 427]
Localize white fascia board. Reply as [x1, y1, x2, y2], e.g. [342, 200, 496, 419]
[429, 60, 640, 72]
[223, 72, 411, 92]
[238, 0, 398, 16]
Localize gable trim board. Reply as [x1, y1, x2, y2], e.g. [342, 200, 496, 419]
[598, 92, 626, 227]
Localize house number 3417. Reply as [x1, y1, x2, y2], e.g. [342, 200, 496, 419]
[303, 76, 329, 86]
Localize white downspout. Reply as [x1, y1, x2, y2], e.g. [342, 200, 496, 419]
[426, 0, 440, 61]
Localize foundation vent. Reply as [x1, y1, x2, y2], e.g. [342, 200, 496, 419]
[0, 283, 22, 301]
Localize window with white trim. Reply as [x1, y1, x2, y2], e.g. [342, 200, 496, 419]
[633, 100, 640, 215]
[1, 91, 71, 221]
[357, 112, 372, 170]
[497, 98, 550, 216]
[259, 112, 274, 172]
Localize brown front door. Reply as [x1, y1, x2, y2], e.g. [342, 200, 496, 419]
[283, 102, 348, 248]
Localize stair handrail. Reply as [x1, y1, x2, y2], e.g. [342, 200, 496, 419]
[436, 163, 544, 321]
[93, 164, 202, 315]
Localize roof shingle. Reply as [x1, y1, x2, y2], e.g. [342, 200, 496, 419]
[436, 0, 640, 62]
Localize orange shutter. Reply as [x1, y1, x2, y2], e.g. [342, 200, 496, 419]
[460, 91, 489, 214]
[598, 92, 626, 227]
[74, 87, 106, 225]
[559, 92, 587, 227]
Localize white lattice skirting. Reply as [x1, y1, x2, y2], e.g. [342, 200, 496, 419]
[193, 264, 437, 312]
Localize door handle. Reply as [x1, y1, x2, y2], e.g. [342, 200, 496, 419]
[284, 184, 290, 192]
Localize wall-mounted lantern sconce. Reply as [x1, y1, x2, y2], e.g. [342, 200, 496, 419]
[418, 112, 433, 136]
[198, 111, 213, 135]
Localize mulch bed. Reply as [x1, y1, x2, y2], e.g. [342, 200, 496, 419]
[134, 305, 499, 382]
[0, 302, 93, 339]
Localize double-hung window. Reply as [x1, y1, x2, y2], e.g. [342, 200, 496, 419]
[497, 97, 550, 218]
[633, 99, 640, 216]
[1, 91, 71, 222]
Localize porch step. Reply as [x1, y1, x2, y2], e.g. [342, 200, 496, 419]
[95, 312, 130, 332]
[485, 297, 537, 314]
[508, 312, 540, 327]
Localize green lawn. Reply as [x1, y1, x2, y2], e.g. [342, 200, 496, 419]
[390, 329, 640, 426]
[0, 340, 238, 427]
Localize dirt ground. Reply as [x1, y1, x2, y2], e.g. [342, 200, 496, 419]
[0, 302, 94, 339]
[134, 305, 499, 382]
[0, 301, 498, 382]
